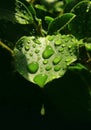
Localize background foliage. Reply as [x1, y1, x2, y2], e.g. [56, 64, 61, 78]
[0, 0, 91, 128]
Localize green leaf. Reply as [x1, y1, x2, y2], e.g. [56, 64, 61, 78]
[68, 63, 88, 71]
[85, 43, 91, 52]
[69, 0, 91, 39]
[0, 0, 34, 24]
[48, 13, 76, 34]
[14, 34, 79, 87]
[45, 16, 54, 25]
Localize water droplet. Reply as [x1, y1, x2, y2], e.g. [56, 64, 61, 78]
[16, 41, 23, 51]
[58, 48, 64, 52]
[65, 58, 72, 62]
[45, 66, 52, 71]
[27, 40, 31, 44]
[42, 45, 54, 59]
[62, 44, 66, 47]
[68, 45, 72, 49]
[29, 53, 33, 56]
[40, 104, 45, 115]
[27, 62, 39, 73]
[54, 65, 61, 71]
[24, 45, 30, 51]
[35, 39, 41, 45]
[54, 40, 61, 46]
[33, 74, 48, 87]
[43, 60, 48, 64]
[47, 36, 54, 41]
[53, 57, 61, 65]
[35, 49, 39, 54]
[32, 44, 36, 48]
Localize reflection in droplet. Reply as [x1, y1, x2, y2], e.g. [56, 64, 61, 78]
[27, 62, 39, 73]
[54, 65, 61, 71]
[42, 45, 54, 59]
[33, 74, 48, 87]
[53, 57, 61, 65]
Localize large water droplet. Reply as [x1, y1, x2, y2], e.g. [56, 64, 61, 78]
[27, 62, 39, 73]
[42, 45, 54, 59]
[53, 57, 61, 65]
[54, 65, 61, 71]
[33, 74, 48, 87]
[54, 40, 61, 46]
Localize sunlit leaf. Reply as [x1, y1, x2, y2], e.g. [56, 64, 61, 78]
[14, 34, 79, 87]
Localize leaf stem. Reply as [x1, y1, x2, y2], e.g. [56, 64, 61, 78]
[0, 41, 14, 55]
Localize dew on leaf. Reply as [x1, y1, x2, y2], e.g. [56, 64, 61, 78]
[35, 49, 39, 54]
[35, 39, 41, 45]
[54, 65, 61, 71]
[47, 36, 54, 41]
[42, 45, 54, 59]
[43, 60, 48, 64]
[53, 57, 61, 65]
[54, 40, 61, 46]
[32, 44, 36, 48]
[16, 41, 23, 51]
[58, 48, 64, 52]
[27, 62, 39, 73]
[29, 53, 33, 56]
[68, 45, 72, 49]
[45, 66, 52, 71]
[65, 58, 72, 62]
[33, 74, 48, 87]
[24, 45, 30, 51]
[27, 40, 31, 44]
[61, 44, 66, 47]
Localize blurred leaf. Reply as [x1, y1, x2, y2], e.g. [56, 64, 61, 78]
[14, 34, 79, 87]
[45, 16, 54, 25]
[0, 0, 34, 24]
[48, 13, 76, 34]
[69, 0, 91, 39]
[68, 63, 88, 71]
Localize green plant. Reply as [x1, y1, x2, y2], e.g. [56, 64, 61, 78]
[0, 0, 91, 121]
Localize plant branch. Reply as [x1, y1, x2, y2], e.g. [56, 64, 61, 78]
[0, 41, 14, 55]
